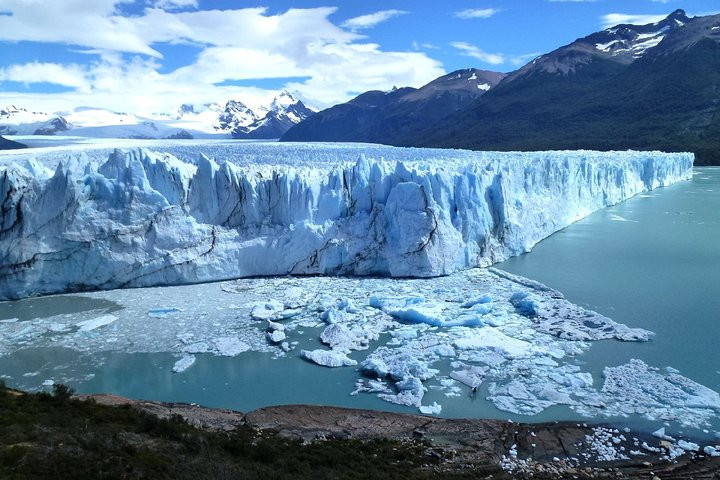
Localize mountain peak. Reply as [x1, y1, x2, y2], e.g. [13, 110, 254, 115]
[270, 90, 299, 111]
[667, 9, 688, 21]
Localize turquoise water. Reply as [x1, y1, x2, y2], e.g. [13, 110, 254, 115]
[499, 167, 720, 394]
[0, 168, 718, 433]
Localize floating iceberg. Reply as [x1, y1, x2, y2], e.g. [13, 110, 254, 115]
[301, 349, 358, 368]
[75, 315, 118, 332]
[172, 355, 196, 373]
[0, 146, 692, 300]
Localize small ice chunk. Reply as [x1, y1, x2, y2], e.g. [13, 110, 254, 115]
[419, 402, 442, 415]
[320, 323, 353, 349]
[76, 314, 118, 332]
[510, 291, 540, 317]
[371, 296, 486, 327]
[267, 320, 285, 332]
[653, 427, 674, 440]
[360, 357, 390, 378]
[147, 307, 182, 318]
[172, 355, 196, 373]
[183, 342, 210, 354]
[677, 440, 699, 452]
[214, 337, 250, 356]
[461, 295, 492, 308]
[301, 349, 357, 368]
[704, 445, 720, 457]
[251, 300, 285, 320]
[0, 318, 19, 323]
[266, 330, 286, 343]
[450, 364, 487, 388]
[42, 379, 54, 386]
[453, 327, 534, 358]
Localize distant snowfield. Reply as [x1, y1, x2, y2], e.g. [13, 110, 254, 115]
[0, 140, 693, 300]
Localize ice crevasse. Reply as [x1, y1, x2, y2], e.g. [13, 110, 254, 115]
[0, 147, 693, 299]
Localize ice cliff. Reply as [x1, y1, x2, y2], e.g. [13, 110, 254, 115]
[0, 147, 693, 299]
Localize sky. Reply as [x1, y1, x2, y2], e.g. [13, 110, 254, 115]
[0, 0, 718, 115]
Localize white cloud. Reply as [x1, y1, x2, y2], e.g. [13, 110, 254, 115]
[0, 62, 89, 90]
[0, 3, 444, 113]
[450, 42, 505, 65]
[341, 9, 408, 31]
[0, 0, 161, 57]
[151, 0, 198, 10]
[510, 52, 542, 66]
[453, 8, 499, 19]
[600, 13, 669, 28]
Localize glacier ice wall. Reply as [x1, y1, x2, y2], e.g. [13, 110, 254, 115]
[0, 147, 693, 300]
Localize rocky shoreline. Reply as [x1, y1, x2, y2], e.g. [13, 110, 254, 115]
[82, 394, 720, 478]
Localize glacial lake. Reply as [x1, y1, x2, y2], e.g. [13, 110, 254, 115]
[0, 167, 718, 436]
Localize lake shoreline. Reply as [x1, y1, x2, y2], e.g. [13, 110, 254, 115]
[77, 392, 720, 478]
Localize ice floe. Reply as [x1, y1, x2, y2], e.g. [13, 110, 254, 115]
[172, 355, 196, 373]
[301, 349, 357, 368]
[76, 315, 118, 332]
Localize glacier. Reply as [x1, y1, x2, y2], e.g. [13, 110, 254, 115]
[0, 144, 692, 300]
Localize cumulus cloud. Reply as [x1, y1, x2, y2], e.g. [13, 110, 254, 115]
[453, 8, 499, 19]
[0, 3, 444, 113]
[341, 9, 408, 31]
[450, 42, 505, 65]
[0, 62, 89, 90]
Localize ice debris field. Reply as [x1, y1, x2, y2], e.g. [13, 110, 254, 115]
[2, 268, 720, 462]
[0, 142, 692, 299]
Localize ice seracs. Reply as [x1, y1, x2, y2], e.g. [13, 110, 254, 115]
[0, 145, 693, 300]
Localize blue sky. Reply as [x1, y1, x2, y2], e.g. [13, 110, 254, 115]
[0, 0, 717, 114]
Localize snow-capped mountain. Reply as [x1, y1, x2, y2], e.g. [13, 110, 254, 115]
[216, 100, 258, 132]
[0, 91, 314, 140]
[410, 8, 720, 165]
[162, 91, 314, 138]
[281, 68, 504, 143]
[508, 9, 689, 79]
[0, 106, 70, 136]
[233, 93, 315, 139]
[281, 9, 720, 165]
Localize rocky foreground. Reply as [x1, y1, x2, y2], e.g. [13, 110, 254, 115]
[81, 394, 720, 479]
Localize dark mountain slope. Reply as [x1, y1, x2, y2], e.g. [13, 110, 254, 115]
[407, 11, 720, 165]
[0, 135, 26, 150]
[281, 69, 505, 143]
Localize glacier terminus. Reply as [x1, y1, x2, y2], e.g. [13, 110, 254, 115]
[0, 143, 692, 300]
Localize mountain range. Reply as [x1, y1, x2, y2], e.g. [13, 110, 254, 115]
[0, 91, 314, 142]
[282, 10, 720, 165]
[281, 69, 505, 143]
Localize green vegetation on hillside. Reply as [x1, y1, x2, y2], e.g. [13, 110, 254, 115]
[0, 384, 477, 480]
